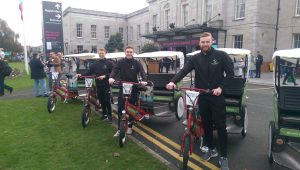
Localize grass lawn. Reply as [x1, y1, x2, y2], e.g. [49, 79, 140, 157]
[5, 62, 32, 91]
[0, 98, 168, 170]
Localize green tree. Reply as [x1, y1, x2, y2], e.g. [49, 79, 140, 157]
[141, 42, 160, 53]
[0, 18, 23, 54]
[104, 33, 124, 53]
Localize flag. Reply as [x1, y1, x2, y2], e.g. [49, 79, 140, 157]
[19, 0, 23, 20]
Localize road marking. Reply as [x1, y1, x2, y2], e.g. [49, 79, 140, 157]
[248, 87, 273, 91]
[133, 126, 204, 170]
[137, 123, 219, 170]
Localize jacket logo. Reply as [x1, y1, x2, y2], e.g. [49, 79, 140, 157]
[211, 59, 219, 65]
[103, 65, 107, 69]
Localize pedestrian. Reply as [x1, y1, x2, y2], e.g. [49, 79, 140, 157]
[282, 62, 298, 85]
[233, 58, 244, 77]
[109, 46, 147, 136]
[46, 52, 55, 91]
[0, 54, 13, 96]
[77, 48, 113, 122]
[166, 32, 234, 170]
[249, 54, 255, 78]
[29, 53, 48, 97]
[255, 51, 263, 78]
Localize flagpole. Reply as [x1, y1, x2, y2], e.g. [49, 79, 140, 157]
[22, 20, 29, 75]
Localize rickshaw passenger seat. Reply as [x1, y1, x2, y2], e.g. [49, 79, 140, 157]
[223, 77, 246, 106]
[148, 73, 176, 96]
[279, 86, 300, 111]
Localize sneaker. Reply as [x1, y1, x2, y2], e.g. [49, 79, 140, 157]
[201, 148, 218, 161]
[126, 127, 132, 135]
[43, 94, 48, 97]
[200, 146, 209, 153]
[113, 130, 120, 137]
[101, 115, 108, 120]
[182, 119, 187, 126]
[219, 157, 229, 170]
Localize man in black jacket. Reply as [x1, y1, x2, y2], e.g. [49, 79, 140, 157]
[166, 32, 234, 170]
[0, 55, 13, 96]
[29, 53, 47, 97]
[255, 51, 263, 78]
[78, 48, 113, 122]
[109, 46, 147, 136]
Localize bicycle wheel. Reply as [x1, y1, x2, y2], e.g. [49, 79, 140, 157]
[119, 119, 127, 147]
[81, 106, 91, 128]
[47, 95, 56, 113]
[182, 133, 191, 170]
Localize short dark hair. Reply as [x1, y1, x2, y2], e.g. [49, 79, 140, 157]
[125, 45, 134, 51]
[32, 53, 38, 58]
[200, 32, 212, 38]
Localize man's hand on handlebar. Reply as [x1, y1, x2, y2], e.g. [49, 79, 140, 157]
[76, 74, 81, 78]
[166, 82, 176, 90]
[98, 75, 106, 80]
[108, 78, 115, 85]
[140, 81, 148, 86]
[212, 87, 222, 96]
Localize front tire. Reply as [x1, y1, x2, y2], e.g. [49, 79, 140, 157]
[81, 106, 91, 128]
[175, 96, 184, 120]
[47, 95, 56, 113]
[182, 133, 191, 170]
[119, 119, 127, 147]
[268, 121, 275, 163]
[241, 106, 248, 137]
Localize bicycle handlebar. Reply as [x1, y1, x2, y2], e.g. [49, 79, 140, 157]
[174, 87, 213, 95]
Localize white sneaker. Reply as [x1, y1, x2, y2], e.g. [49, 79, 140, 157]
[126, 127, 132, 135]
[113, 130, 120, 137]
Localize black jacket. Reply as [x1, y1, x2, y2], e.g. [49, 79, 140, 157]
[84, 58, 113, 87]
[171, 48, 234, 90]
[29, 58, 46, 79]
[110, 58, 147, 82]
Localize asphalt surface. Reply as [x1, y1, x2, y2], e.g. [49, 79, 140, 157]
[125, 84, 290, 170]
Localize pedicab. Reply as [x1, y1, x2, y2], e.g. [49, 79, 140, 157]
[47, 53, 97, 113]
[114, 51, 185, 147]
[135, 51, 185, 120]
[186, 48, 251, 137]
[80, 52, 130, 127]
[268, 48, 300, 169]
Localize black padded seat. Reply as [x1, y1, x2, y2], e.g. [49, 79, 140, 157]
[222, 77, 246, 107]
[148, 73, 175, 97]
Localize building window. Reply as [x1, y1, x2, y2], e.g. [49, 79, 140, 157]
[164, 9, 170, 30]
[296, 0, 300, 16]
[145, 23, 149, 34]
[235, 0, 245, 19]
[182, 4, 189, 26]
[91, 46, 97, 53]
[91, 25, 96, 39]
[137, 25, 141, 40]
[233, 35, 243, 48]
[119, 27, 124, 39]
[76, 23, 82, 38]
[77, 45, 83, 53]
[205, 0, 212, 22]
[104, 26, 110, 38]
[130, 26, 133, 41]
[153, 14, 157, 27]
[293, 33, 300, 48]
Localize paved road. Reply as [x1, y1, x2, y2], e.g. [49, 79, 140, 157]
[125, 84, 289, 170]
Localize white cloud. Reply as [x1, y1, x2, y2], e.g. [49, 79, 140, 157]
[0, 0, 148, 46]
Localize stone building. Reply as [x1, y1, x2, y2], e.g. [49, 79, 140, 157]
[62, 0, 300, 64]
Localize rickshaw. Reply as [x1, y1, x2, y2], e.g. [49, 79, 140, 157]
[268, 48, 300, 169]
[135, 51, 185, 120]
[186, 48, 250, 137]
[47, 53, 98, 113]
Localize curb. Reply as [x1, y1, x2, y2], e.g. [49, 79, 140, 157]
[92, 108, 177, 170]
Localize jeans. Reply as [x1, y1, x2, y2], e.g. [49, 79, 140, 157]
[34, 78, 47, 96]
[0, 76, 12, 95]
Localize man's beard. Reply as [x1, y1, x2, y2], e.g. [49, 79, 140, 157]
[200, 46, 211, 53]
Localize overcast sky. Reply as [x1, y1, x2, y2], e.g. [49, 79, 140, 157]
[0, 0, 149, 46]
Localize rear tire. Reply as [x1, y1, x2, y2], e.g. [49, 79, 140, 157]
[182, 133, 191, 170]
[268, 121, 275, 163]
[47, 96, 56, 113]
[119, 119, 127, 147]
[175, 96, 184, 120]
[241, 106, 248, 137]
[81, 106, 91, 128]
